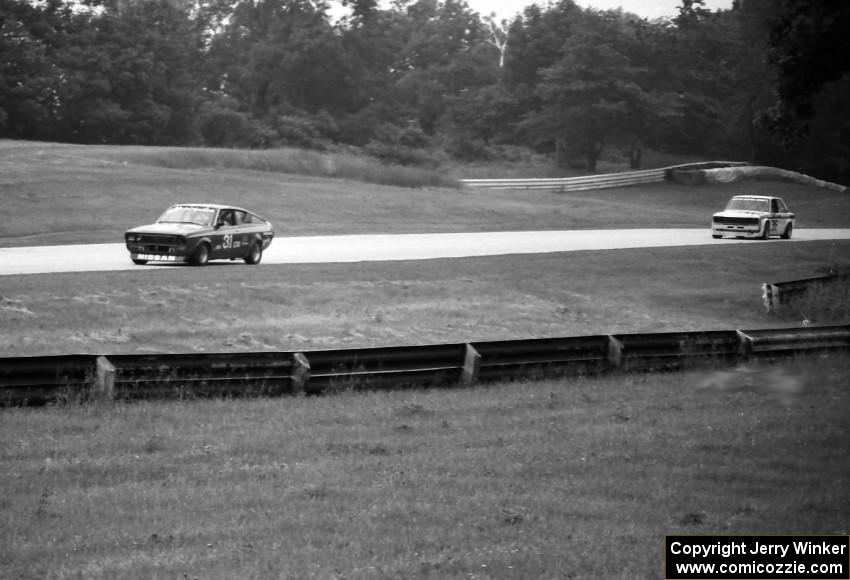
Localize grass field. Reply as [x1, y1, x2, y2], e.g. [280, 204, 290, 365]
[1, 140, 848, 356]
[2, 140, 849, 247]
[2, 353, 849, 579]
[1, 141, 849, 579]
[2, 242, 850, 357]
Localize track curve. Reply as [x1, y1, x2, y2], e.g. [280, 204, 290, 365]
[2, 228, 850, 276]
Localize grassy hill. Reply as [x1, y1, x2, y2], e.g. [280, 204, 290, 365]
[1, 141, 848, 356]
[2, 140, 848, 247]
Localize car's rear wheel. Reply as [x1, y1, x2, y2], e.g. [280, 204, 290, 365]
[132, 258, 147, 265]
[190, 243, 210, 266]
[244, 242, 263, 265]
[781, 223, 793, 239]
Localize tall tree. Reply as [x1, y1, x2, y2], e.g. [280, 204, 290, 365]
[0, 0, 71, 139]
[520, 10, 682, 171]
[502, 0, 582, 90]
[392, 0, 494, 135]
[335, 3, 408, 144]
[752, 0, 850, 180]
[52, 0, 204, 144]
[763, 0, 850, 135]
[207, 0, 345, 115]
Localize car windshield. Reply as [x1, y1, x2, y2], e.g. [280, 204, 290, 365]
[725, 198, 769, 212]
[157, 206, 215, 226]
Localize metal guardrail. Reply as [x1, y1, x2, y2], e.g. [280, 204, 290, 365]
[462, 168, 666, 191]
[460, 161, 749, 192]
[2, 324, 848, 406]
[610, 329, 742, 372]
[105, 352, 306, 399]
[762, 273, 850, 313]
[739, 326, 850, 356]
[471, 335, 612, 381]
[0, 354, 93, 404]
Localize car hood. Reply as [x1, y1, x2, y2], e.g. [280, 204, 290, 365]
[125, 222, 210, 235]
[713, 209, 766, 218]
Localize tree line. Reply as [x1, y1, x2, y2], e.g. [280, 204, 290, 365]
[1, 0, 848, 180]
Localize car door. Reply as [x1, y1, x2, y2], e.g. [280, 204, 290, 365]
[229, 210, 253, 256]
[774, 198, 793, 231]
[767, 199, 782, 236]
[213, 208, 239, 259]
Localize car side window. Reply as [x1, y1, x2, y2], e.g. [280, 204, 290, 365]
[218, 210, 234, 226]
[233, 210, 247, 225]
[770, 200, 779, 213]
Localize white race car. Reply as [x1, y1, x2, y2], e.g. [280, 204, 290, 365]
[711, 195, 795, 239]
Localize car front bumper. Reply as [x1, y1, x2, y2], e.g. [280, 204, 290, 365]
[127, 242, 189, 261]
[130, 252, 190, 263]
[712, 225, 764, 238]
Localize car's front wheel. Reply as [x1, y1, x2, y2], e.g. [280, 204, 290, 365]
[760, 221, 770, 239]
[781, 223, 793, 239]
[190, 243, 210, 266]
[244, 242, 262, 265]
[132, 258, 147, 265]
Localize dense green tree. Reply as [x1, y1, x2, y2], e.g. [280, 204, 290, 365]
[0, 0, 72, 139]
[763, 0, 850, 133]
[1, 0, 846, 181]
[656, 6, 739, 155]
[392, 0, 495, 135]
[590, 12, 684, 168]
[204, 0, 350, 146]
[521, 17, 640, 170]
[514, 9, 688, 170]
[60, 0, 203, 144]
[503, 0, 582, 90]
[753, 0, 850, 181]
[335, 5, 409, 144]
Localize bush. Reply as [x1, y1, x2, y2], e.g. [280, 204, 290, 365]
[443, 135, 494, 161]
[198, 110, 264, 148]
[360, 122, 447, 168]
[268, 112, 337, 150]
[363, 140, 445, 168]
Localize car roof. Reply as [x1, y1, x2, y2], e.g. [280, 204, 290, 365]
[730, 195, 781, 201]
[168, 203, 251, 213]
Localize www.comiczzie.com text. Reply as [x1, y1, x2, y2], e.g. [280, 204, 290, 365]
[665, 535, 849, 579]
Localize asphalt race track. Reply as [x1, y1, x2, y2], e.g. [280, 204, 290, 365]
[2, 228, 850, 276]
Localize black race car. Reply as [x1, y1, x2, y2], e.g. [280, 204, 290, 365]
[125, 204, 274, 266]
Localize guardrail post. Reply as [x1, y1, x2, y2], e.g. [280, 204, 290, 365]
[462, 343, 481, 386]
[607, 336, 623, 370]
[761, 283, 779, 313]
[291, 352, 311, 395]
[94, 355, 116, 400]
[736, 330, 753, 363]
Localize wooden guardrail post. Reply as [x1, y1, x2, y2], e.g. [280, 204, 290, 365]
[291, 352, 311, 395]
[461, 343, 481, 386]
[94, 355, 116, 400]
[607, 336, 623, 370]
[736, 330, 753, 363]
[761, 283, 779, 313]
